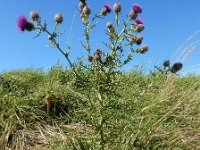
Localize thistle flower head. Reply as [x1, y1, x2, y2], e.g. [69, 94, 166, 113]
[171, 62, 183, 73]
[133, 3, 142, 13]
[87, 54, 93, 62]
[129, 35, 137, 45]
[29, 11, 39, 21]
[128, 10, 137, 20]
[25, 22, 34, 31]
[100, 4, 112, 16]
[83, 6, 91, 16]
[17, 16, 27, 31]
[132, 24, 144, 32]
[54, 13, 63, 24]
[135, 18, 144, 25]
[163, 60, 170, 68]
[113, 3, 121, 13]
[79, 0, 86, 9]
[106, 21, 113, 29]
[136, 35, 143, 45]
[139, 45, 148, 54]
[104, 4, 112, 13]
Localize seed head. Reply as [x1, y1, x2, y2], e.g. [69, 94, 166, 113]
[113, 3, 121, 13]
[128, 10, 137, 20]
[83, 6, 91, 16]
[29, 11, 39, 21]
[54, 13, 63, 24]
[133, 4, 142, 13]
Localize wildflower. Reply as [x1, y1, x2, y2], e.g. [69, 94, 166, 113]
[128, 10, 137, 20]
[87, 54, 93, 62]
[135, 18, 144, 25]
[139, 45, 148, 54]
[83, 6, 91, 16]
[136, 35, 143, 45]
[17, 16, 27, 31]
[113, 3, 121, 13]
[101, 4, 112, 16]
[29, 11, 39, 21]
[171, 62, 183, 73]
[163, 60, 170, 68]
[133, 3, 142, 13]
[54, 13, 63, 24]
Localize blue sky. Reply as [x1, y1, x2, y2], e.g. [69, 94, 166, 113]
[1, 0, 200, 74]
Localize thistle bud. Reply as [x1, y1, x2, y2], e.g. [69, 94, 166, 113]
[87, 54, 93, 62]
[163, 60, 170, 68]
[83, 6, 91, 16]
[54, 13, 63, 24]
[139, 45, 148, 54]
[29, 11, 39, 21]
[128, 10, 137, 20]
[136, 35, 143, 45]
[100, 4, 111, 16]
[113, 3, 121, 13]
[94, 49, 101, 61]
[100, 7, 108, 16]
[129, 36, 137, 45]
[25, 22, 34, 31]
[134, 24, 144, 33]
[171, 63, 183, 73]
[106, 21, 113, 29]
[79, 1, 86, 10]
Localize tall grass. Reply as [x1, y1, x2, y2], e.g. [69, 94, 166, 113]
[0, 67, 200, 149]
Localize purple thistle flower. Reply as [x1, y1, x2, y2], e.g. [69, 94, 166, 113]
[133, 3, 142, 13]
[104, 4, 111, 13]
[87, 54, 93, 62]
[135, 18, 144, 25]
[17, 16, 27, 32]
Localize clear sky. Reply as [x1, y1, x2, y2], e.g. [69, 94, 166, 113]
[1, 0, 200, 74]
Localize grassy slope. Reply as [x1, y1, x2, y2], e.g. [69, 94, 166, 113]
[0, 68, 200, 150]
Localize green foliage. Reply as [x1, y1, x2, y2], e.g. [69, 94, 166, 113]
[0, 68, 200, 149]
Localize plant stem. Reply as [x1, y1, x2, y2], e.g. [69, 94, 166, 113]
[97, 92, 105, 150]
[37, 23, 78, 77]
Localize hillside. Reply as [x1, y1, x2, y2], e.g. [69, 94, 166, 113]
[0, 67, 200, 149]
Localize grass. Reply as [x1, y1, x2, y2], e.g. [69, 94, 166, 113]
[0, 66, 200, 149]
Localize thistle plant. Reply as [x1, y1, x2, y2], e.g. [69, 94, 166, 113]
[17, 1, 148, 149]
[155, 60, 183, 75]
